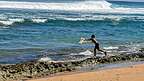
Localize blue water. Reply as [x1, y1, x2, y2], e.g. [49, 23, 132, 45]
[0, 0, 144, 64]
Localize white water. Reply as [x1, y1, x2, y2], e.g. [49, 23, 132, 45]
[0, 0, 112, 10]
[37, 43, 144, 62]
[0, 18, 24, 25]
[38, 57, 53, 62]
[9, 18, 25, 22]
[0, 18, 47, 25]
[0, 15, 144, 26]
[0, 1, 144, 14]
[38, 50, 93, 62]
[70, 50, 93, 56]
[32, 18, 47, 23]
[0, 20, 14, 25]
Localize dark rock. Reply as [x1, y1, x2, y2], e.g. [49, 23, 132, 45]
[0, 52, 144, 81]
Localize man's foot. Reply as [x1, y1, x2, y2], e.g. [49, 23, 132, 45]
[94, 54, 96, 57]
[91, 55, 96, 58]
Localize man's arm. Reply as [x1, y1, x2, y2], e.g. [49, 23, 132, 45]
[85, 38, 92, 41]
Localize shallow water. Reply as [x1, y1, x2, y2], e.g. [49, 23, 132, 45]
[77, 61, 144, 72]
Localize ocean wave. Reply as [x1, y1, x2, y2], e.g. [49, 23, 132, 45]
[38, 57, 53, 62]
[0, 18, 48, 26]
[0, 18, 25, 26]
[43, 14, 144, 23]
[9, 18, 25, 22]
[1, 1, 144, 15]
[70, 50, 93, 56]
[0, 0, 112, 10]
[103, 46, 119, 50]
[0, 20, 14, 25]
[31, 18, 47, 23]
[103, 44, 141, 53]
[52, 15, 144, 22]
[62, 16, 123, 21]
[0, 15, 144, 26]
[111, 8, 144, 14]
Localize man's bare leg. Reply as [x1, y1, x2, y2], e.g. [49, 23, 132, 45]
[94, 48, 97, 56]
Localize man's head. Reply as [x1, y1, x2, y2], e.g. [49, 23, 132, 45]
[91, 35, 95, 38]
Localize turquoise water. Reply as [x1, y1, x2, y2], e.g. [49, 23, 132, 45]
[0, 0, 144, 63]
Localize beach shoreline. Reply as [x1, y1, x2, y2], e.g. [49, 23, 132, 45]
[27, 63, 144, 81]
[0, 51, 144, 81]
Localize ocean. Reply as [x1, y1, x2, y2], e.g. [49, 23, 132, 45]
[0, 0, 144, 64]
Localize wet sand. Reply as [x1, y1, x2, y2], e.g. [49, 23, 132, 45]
[27, 64, 144, 81]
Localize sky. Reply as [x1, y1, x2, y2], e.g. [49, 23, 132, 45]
[108, 0, 144, 2]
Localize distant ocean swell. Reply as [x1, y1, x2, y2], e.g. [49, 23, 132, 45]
[0, 15, 144, 26]
[0, 1, 112, 10]
[0, 1, 144, 14]
[0, 0, 144, 26]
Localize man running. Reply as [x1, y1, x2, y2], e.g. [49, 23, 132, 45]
[87, 35, 107, 56]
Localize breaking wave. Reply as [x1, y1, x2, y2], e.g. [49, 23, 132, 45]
[0, 18, 47, 26]
[0, 0, 144, 15]
[0, 15, 144, 26]
[31, 18, 47, 23]
[0, 0, 112, 11]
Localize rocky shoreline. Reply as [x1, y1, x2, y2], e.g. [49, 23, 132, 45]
[0, 49, 144, 81]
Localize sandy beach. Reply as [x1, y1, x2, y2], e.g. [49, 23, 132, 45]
[27, 64, 144, 81]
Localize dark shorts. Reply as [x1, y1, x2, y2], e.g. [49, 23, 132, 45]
[95, 43, 100, 50]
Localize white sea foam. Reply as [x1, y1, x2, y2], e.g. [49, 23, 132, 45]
[103, 44, 143, 54]
[59, 15, 144, 22]
[0, 0, 144, 15]
[0, 20, 14, 25]
[79, 50, 93, 55]
[111, 8, 144, 14]
[104, 46, 119, 50]
[63, 18, 86, 21]
[32, 18, 47, 23]
[9, 18, 24, 22]
[64, 16, 123, 21]
[38, 57, 52, 62]
[31, 15, 144, 22]
[0, 18, 47, 26]
[0, 18, 25, 26]
[71, 50, 93, 56]
[0, 0, 112, 10]
[0, 15, 144, 26]
[0, 1, 144, 14]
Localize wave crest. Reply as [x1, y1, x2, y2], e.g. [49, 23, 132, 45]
[32, 18, 47, 23]
[0, 0, 112, 11]
[0, 15, 144, 26]
[0, 20, 14, 25]
[0, 18, 48, 26]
